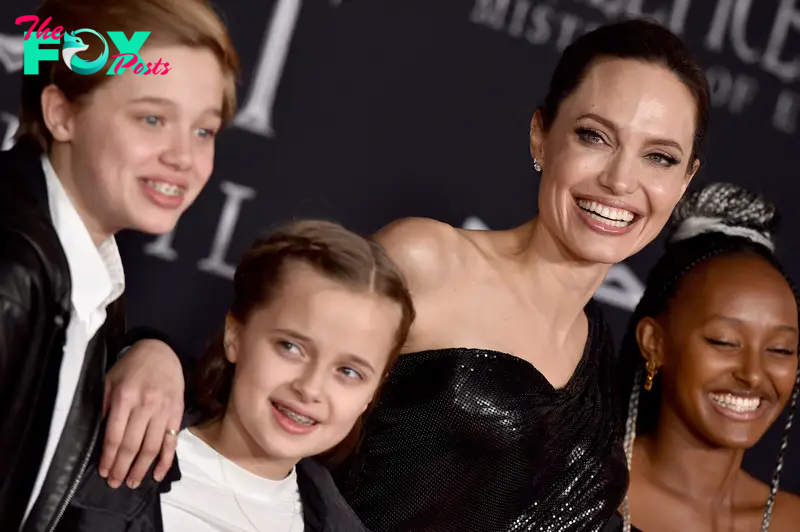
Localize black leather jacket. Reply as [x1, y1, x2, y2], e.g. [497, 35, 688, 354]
[0, 137, 130, 532]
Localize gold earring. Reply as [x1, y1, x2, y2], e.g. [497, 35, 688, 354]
[644, 360, 658, 391]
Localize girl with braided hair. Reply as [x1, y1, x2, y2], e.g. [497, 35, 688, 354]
[608, 183, 800, 531]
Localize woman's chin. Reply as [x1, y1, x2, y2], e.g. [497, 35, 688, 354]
[566, 240, 635, 265]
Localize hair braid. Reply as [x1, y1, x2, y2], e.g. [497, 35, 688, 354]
[621, 368, 642, 532]
[761, 272, 800, 530]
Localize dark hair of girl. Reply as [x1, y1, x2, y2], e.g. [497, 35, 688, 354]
[191, 219, 416, 466]
[617, 183, 800, 531]
[539, 18, 710, 166]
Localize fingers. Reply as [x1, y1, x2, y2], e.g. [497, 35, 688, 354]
[125, 408, 170, 488]
[98, 387, 134, 480]
[102, 380, 111, 418]
[105, 406, 152, 489]
[98, 341, 186, 489]
[153, 400, 183, 482]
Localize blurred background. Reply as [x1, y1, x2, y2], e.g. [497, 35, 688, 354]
[1, 0, 799, 494]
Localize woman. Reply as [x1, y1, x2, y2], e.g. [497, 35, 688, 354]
[608, 182, 800, 532]
[53, 220, 415, 531]
[338, 18, 710, 532]
[1, 0, 239, 529]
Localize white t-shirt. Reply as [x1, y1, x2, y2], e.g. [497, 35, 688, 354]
[161, 430, 305, 532]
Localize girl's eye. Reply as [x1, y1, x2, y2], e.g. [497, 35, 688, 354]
[767, 348, 797, 356]
[339, 367, 363, 380]
[278, 341, 301, 356]
[196, 128, 216, 139]
[705, 337, 737, 348]
[142, 115, 162, 127]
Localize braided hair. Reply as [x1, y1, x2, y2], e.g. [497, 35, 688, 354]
[618, 182, 800, 532]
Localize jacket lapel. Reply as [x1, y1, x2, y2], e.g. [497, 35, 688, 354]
[297, 459, 369, 532]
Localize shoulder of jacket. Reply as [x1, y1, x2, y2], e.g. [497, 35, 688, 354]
[297, 459, 370, 532]
[0, 229, 49, 303]
[0, 205, 70, 302]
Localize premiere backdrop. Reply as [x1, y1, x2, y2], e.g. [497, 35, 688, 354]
[2, 0, 799, 493]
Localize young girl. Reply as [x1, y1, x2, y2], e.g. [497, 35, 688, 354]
[610, 183, 800, 531]
[54, 220, 415, 532]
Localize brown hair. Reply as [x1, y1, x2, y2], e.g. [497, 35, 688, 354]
[192, 220, 416, 465]
[539, 18, 710, 166]
[16, 0, 240, 151]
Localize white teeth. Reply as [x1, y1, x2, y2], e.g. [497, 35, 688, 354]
[710, 393, 761, 412]
[144, 180, 184, 197]
[576, 199, 635, 225]
[275, 403, 316, 426]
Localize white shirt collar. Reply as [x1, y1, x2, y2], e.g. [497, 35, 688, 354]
[42, 155, 125, 319]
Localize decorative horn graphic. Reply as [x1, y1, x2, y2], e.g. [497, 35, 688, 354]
[0, 33, 25, 73]
[62, 29, 108, 75]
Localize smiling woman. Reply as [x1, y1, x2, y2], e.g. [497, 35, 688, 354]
[336, 18, 710, 532]
[613, 182, 800, 532]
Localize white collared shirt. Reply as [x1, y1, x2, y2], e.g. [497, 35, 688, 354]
[21, 156, 125, 526]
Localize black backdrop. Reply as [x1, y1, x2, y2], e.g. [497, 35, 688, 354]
[2, 0, 799, 495]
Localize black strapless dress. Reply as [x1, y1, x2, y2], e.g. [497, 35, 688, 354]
[340, 301, 628, 532]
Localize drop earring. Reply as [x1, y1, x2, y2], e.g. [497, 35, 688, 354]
[644, 360, 658, 391]
[533, 159, 542, 172]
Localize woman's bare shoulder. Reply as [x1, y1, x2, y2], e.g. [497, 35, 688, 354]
[741, 472, 800, 530]
[771, 490, 800, 529]
[374, 217, 468, 292]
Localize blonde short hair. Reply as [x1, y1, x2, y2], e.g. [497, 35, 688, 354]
[17, 0, 241, 151]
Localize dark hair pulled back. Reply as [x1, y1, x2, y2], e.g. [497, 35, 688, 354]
[539, 18, 710, 165]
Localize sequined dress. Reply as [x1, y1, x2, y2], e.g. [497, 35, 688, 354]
[341, 301, 628, 532]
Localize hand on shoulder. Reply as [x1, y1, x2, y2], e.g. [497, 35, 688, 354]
[373, 217, 463, 295]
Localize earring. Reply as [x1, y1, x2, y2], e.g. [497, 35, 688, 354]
[533, 158, 542, 172]
[644, 360, 658, 391]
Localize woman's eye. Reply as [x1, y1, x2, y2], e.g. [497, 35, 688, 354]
[646, 153, 680, 167]
[576, 127, 604, 144]
[339, 367, 363, 380]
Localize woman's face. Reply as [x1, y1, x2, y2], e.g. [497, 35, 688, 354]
[639, 253, 798, 449]
[223, 262, 402, 466]
[531, 58, 700, 265]
[46, 44, 224, 237]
